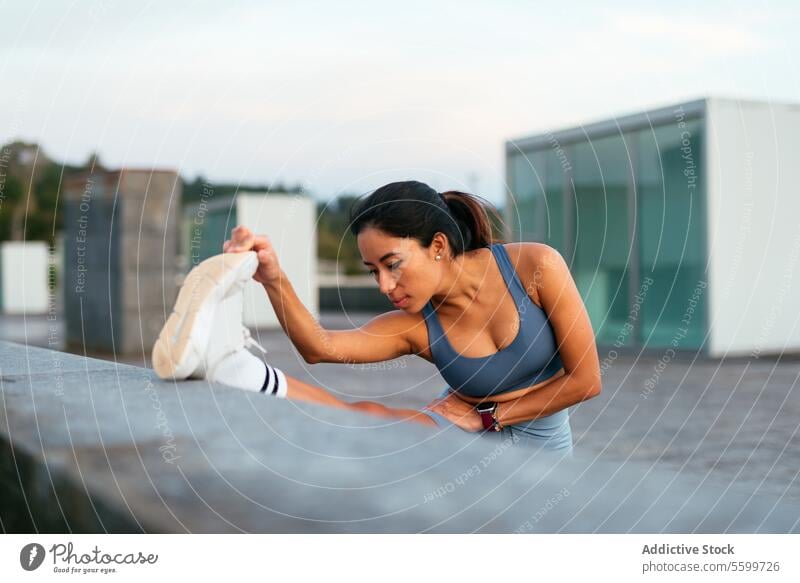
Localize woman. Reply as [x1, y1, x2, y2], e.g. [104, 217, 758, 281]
[153, 181, 601, 451]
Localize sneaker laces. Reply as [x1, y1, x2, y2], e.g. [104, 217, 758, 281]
[231, 279, 267, 355]
[242, 327, 268, 355]
[205, 326, 267, 379]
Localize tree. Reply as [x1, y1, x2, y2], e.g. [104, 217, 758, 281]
[316, 194, 364, 275]
[84, 151, 104, 171]
[0, 175, 23, 241]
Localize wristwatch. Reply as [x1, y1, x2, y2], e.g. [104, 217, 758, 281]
[476, 401, 501, 432]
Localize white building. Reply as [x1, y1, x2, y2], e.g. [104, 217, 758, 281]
[183, 192, 318, 329]
[0, 241, 49, 314]
[506, 98, 800, 357]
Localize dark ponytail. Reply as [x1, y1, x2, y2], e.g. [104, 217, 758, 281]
[439, 190, 500, 252]
[348, 180, 504, 257]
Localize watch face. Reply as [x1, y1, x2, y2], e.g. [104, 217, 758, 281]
[476, 402, 495, 413]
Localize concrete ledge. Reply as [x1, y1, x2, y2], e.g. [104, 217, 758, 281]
[1, 341, 798, 533]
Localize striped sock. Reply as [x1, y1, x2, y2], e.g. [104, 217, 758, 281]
[210, 348, 288, 397]
[260, 362, 288, 399]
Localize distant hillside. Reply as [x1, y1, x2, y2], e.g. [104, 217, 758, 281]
[316, 194, 364, 275]
[182, 176, 304, 204]
[0, 143, 505, 269]
[0, 140, 87, 244]
[0, 143, 307, 244]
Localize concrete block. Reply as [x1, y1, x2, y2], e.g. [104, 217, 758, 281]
[1, 341, 798, 533]
[1, 242, 50, 315]
[61, 169, 181, 356]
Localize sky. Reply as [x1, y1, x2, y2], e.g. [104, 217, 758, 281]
[1, 0, 799, 204]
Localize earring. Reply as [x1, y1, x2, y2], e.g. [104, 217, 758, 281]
[435, 255, 441, 261]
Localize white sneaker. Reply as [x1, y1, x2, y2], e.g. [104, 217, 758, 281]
[152, 252, 267, 380]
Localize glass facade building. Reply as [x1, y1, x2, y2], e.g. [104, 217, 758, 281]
[506, 100, 708, 352]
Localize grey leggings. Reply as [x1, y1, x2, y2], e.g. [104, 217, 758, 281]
[423, 387, 574, 452]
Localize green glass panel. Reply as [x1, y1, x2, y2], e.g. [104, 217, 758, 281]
[570, 133, 634, 346]
[543, 146, 567, 253]
[636, 119, 706, 349]
[508, 152, 545, 242]
[508, 148, 565, 251]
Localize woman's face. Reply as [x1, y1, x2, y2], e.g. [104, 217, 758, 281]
[357, 227, 444, 312]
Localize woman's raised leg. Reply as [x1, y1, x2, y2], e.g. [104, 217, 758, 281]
[152, 251, 437, 427]
[280, 373, 438, 426]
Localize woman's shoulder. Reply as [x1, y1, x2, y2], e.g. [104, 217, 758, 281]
[496, 241, 561, 274]
[497, 241, 565, 306]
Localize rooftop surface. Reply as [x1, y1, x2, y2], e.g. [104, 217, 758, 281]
[1, 312, 797, 532]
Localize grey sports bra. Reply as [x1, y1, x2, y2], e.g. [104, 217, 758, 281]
[421, 243, 564, 398]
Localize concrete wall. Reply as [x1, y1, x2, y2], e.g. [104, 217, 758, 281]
[2, 340, 798, 533]
[236, 194, 318, 327]
[706, 98, 800, 357]
[62, 172, 121, 353]
[62, 169, 181, 356]
[118, 170, 181, 355]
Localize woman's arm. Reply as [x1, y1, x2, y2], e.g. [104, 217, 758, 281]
[492, 372, 598, 427]
[495, 243, 601, 425]
[263, 268, 415, 364]
[224, 225, 414, 365]
[425, 372, 596, 432]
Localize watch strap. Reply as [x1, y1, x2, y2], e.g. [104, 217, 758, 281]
[477, 402, 500, 431]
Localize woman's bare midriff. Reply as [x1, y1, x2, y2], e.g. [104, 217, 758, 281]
[452, 367, 566, 404]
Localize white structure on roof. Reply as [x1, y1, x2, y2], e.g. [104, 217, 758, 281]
[506, 97, 800, 357]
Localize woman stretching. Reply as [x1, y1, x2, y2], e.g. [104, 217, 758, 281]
[152, 181, 601, 451]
